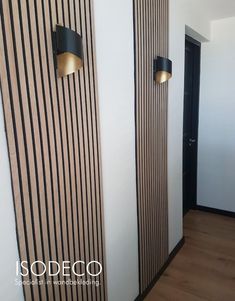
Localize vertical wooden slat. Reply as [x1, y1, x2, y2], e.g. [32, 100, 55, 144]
[0, 0, 106, 300]
[133, 0, 169, 294]
[40, 0, 67, 298]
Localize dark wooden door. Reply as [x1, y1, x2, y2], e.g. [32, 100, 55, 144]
[183, 36, 201, 215]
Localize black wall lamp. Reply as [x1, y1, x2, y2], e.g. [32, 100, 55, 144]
[153, 56, 172, 84]
[53, 25, 83, 77]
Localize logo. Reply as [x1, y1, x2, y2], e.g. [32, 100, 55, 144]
[15, 261, 102, 287]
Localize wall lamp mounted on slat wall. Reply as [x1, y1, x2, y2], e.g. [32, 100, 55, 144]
[53, 25, 83, 77]
[154, 56, 172, 84]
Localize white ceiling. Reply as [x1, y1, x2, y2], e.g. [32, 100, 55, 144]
[181, 0, 235, 20]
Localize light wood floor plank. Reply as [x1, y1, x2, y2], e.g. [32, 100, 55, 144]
[145, 210, 235, 301]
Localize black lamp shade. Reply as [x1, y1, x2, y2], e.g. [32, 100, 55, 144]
[54, 25, 83, 77]
[154, 56, 172, 84]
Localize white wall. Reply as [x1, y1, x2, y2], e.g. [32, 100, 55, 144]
[0, 91, 24, 301]
[168, 0, 210, 252]
[93, 1, 139, 300]
[198, 17, 235, 212]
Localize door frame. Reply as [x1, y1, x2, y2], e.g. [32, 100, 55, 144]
[183, 35, 201, 212]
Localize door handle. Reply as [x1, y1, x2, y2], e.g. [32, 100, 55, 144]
[189, 139, 196, 143]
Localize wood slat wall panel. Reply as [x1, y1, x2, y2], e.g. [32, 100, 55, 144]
[133, 0, 169, 294]
[0, 0, 106, 300]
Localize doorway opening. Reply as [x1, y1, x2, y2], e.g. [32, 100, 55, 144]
[183, 35, 201, 215]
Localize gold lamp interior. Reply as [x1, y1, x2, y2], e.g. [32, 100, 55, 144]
[155, 71, 172, 84]
[57, 52, 83, 77]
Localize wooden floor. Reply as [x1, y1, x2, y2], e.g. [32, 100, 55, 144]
[145, 210, 235, 301]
